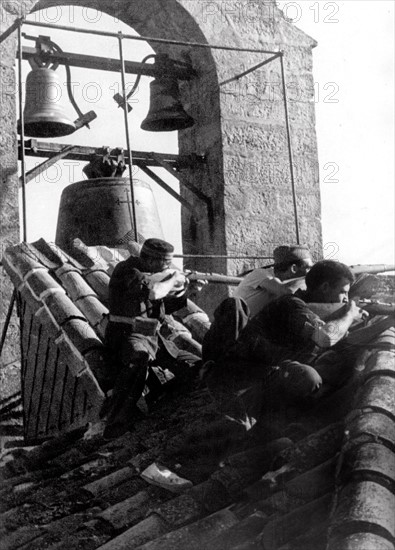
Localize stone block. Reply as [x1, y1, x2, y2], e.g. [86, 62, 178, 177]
[0, 361, 21, 402]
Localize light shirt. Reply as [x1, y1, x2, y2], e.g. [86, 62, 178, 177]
[233, 268, 276, 318]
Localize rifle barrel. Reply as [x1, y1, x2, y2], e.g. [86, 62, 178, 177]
[350, 264, 395, 275]
[185, 264, 395, 287]
[186, 271, 242, 285]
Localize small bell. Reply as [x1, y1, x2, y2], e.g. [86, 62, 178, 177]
[141, 54, 194, 132]
[20, 68, 76, 137]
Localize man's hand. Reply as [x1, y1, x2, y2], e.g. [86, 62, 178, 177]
[312, 300, 369, 348]
[173, 271, 187, 287]
[170, 271, 188, 296]
[184, 270, 209, 294]
[148, 270, 185, 300]
[346, 300, 369, 324]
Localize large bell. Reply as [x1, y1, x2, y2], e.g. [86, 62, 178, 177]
[55, 178, 164, 253]
[141, 77, 194, 132]
[20, 68, 76, 138]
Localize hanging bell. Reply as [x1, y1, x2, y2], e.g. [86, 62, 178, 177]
[141, 77, 194, 132]
[20, 68, 76, 138]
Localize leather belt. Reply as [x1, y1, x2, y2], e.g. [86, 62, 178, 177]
[109, 315, 160, 336]
[109, 314, 136, 325]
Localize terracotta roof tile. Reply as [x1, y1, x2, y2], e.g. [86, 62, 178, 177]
[1, 240, 394, 550]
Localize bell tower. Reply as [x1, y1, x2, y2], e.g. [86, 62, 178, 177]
[0, 0, 321, 383]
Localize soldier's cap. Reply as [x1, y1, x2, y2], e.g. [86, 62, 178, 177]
[141, 238, 174, 261]
[273, 245, 312, 266]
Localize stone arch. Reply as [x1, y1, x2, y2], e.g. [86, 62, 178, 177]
[29, 0, 225, 263]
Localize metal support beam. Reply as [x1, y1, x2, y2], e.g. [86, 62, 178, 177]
[0, 19, 21, 43]
[280, 53, 300, 244]
[22, 19, 280, 55]
[0, 291, 16, 361]
[18, 140, 206, 171]
[21, 145, 76, 185]
[118, 32, 138, 242]
[174, 254, 273, 260]
[220, 53, 282, 87]
[139, 166, 195, 214]
[18, 22, 28, 242]
[21, 45, 196, 80]
[151, 153, 213, 218]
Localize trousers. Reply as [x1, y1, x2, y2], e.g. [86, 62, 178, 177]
[103, 322, 200, 435]
[202, 298, 358, 430]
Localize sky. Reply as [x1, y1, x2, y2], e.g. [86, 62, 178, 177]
[19, 1, 394, 267]
[277, 0, 394, 266]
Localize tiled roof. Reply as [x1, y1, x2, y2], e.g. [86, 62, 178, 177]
[1, 240, 394, 550]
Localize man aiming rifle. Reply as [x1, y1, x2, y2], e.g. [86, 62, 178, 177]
[102, 238, 201, 439]
[202, 260, 394, 431]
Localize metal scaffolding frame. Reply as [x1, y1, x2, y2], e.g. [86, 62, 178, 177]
[2, 15, 300, 245]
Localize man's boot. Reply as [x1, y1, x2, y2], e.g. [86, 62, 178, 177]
[103, 361, 148, 439]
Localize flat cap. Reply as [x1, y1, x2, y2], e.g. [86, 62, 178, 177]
[141, 238, 174, 260]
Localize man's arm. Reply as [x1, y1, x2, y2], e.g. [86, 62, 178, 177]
[260, 276, 306, 296]
[312, 301, 368, 348]
[148, 271, 186, 301]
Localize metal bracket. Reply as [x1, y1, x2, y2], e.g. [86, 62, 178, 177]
[113, 93, 133, 113]
[139, 165, 196, 215]
[82, 147, 126, 179]
[74, 110, 97, 131]
[0, 291, 16, 361]
[20, 45, 197, 80]
[0, 18, 22, 44]
[20, 144, 77, 185]
[151, 153, 213, 219]
[19, 140, 207, 171]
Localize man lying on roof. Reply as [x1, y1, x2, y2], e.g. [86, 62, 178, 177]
[233, 245, 313, 318]
[103, 238, 201, 439]
[202, 260, 380, 431]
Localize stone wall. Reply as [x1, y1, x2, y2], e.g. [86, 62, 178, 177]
[180, 0, 321, 283]
[0, 0, 321, 379]
[0, 1, 28, 399]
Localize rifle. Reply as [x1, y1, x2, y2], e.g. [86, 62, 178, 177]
[349, 264, 395, 275]
[357, 299, 395, 316]
[185, 264, 395, 287]
[186, 271, 242, 286]
[307, 300, 395, 322]
[237, 263, 395, 280]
